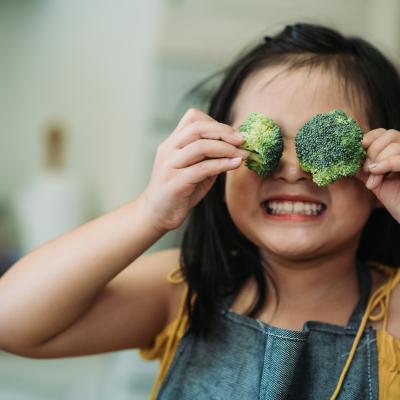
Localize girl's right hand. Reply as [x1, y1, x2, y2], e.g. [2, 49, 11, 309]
[142, 108, 249, 233]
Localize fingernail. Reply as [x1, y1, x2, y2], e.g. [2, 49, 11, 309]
[230, 157, 242, 164]
[366, 175, 374, 187]
[368, 163, 378, 170]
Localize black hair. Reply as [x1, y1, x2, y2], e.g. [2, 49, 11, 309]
[179, 23, 400, 339]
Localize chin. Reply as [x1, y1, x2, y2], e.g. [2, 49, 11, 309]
[260, 240, 323, 260]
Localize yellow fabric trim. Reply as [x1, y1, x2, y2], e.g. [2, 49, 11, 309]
[138, 267, 191, 400]
[166, 267, 186, 284]
[330, 263, 400, 400]
[376, 329, 400, 398]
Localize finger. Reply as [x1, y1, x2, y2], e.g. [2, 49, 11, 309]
[362, 157, 373, 174]
[170, 120, 244, 149]
[365, 129, 400, 161]
[362, 128, 387, 148]
[366, 173, 385, 191]
[171, 139, 249, 169]
[364, 142, 400, 172]
[368, 155, 400, 175]
[375, 142, 400, 163]
[173, 108, 214, 133]
[181, 157, 244, 184]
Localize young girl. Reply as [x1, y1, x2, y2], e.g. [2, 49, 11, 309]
[1, 23, 400, 399]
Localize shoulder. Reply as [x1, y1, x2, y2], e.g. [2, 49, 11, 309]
[138, 247, 187, 326]
[116, 247, 184, 327]
[138, 247, 181, 270]
[121, 247, 181, 289]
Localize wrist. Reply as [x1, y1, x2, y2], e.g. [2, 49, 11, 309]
[135, 191, 170, 237]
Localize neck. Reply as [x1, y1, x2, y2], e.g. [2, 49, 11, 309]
[258, 244, 361, 326]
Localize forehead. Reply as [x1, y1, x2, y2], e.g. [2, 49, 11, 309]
[230, 65, 369, 136]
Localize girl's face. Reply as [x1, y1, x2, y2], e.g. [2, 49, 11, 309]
[225, 65, 379, 261]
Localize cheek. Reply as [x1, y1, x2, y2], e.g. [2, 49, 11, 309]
[330, 179, 375, 226]
[225, 168, 260, 217]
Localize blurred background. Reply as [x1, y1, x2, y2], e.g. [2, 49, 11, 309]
[0, 0, 399, 399]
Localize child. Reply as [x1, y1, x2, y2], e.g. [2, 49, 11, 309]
[1, 23, 400, 399]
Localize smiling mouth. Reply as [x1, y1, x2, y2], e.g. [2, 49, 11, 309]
[262, 200, 327, 216]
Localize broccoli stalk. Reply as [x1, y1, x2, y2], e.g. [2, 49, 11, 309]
[295, 109, 366, 186]
[239, 112, 283, 176]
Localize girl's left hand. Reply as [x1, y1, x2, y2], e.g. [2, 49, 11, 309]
[357, 128, 400, 223]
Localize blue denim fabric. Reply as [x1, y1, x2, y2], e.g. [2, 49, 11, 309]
[157, 261, 378, 399]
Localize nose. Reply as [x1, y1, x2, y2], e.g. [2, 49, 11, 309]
[270, 137, 311, 183]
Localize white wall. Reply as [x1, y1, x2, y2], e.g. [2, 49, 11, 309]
[0, 0, 163, 214]
[158, 0, 399, 64]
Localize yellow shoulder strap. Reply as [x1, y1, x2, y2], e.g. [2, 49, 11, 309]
[167, 266, 185, 284]
[148, 268, 192, 399]
[330, 264, 400, 399]
[382, 268, 400, 331]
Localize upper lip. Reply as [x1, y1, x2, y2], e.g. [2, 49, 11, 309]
[263, 194, 326, 206]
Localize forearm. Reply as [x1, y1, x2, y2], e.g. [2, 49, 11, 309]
[0, 193, 165, 349]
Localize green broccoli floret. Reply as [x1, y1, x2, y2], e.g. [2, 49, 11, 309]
[239, 112, 283, 176]
[295, 109, 366, 186]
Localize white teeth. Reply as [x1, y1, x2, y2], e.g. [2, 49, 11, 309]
[266, 201, 324, 216]
[283, 202, 292, 212]
[293, 202, 303, 213]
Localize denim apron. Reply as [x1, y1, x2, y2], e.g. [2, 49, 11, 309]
[157, 261, 378, 399]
